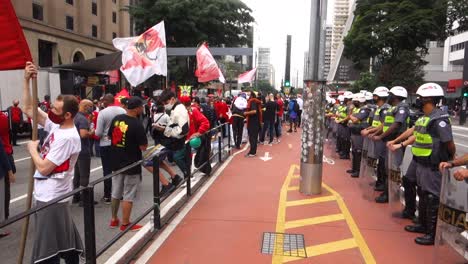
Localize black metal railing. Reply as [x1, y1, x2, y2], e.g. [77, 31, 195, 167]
[0, 122, 233, 264]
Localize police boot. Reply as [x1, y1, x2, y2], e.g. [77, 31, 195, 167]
[405, 189, 427, 234]
[375, 170, 389, 203]
[394, 177, 416, 219]
[340, 140, 350, 159]
[415, 193, 439, 245]
[351, 152, 361, 178]
[374, 158, 386, 191]
[336, 137, 342, 153]
[347, 151, 357, 173]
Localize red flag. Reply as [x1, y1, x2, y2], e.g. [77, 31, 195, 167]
[238, 68, 257, 84]
[114, 88, 130, 105]
[195, 43, 225, 83]
[0, 0, 32, 71]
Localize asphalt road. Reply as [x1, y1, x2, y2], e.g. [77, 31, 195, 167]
[0, 134, 230, 264]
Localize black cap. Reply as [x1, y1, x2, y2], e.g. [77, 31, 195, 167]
[127, 96, 144, 109]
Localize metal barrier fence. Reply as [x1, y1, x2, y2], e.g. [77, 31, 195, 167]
[0, 123, 232, 264]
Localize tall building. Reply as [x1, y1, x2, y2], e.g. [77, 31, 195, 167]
[323, 25, 333, 79]
[330, 0, 351, 68]
[257, 47, 273, 84]
[11, 0, 131, 67]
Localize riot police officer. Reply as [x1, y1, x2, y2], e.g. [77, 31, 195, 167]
[371, 86, 410, 203]
[362, 87, 390, 195]
[336, 92, 354, 159]
[402, 83, 455, 245]
[347, 93, 370, 177]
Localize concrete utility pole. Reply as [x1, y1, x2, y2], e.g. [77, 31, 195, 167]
[300, 0, 327, 195]
[285, 35, 292, 85]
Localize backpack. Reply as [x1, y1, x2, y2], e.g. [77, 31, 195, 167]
[200, 104, 216, 129]
[293, 100, 300, 113]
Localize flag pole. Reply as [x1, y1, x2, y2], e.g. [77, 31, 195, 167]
[18, 77, 38, 264]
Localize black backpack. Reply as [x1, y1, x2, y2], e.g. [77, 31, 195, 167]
[200, 104, 217, 128]
[293, 100, 300, 113]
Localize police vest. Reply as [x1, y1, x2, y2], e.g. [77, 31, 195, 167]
[383, 105, 409, 133]
[372, 107, 386, 128]
[336, 105, 347, 122]
[412, 116, 433, 157]
[365, 104, 377, 127]
[411, 111, 451, 165]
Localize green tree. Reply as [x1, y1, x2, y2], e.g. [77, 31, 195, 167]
[129, 0, 254, 85]
[351, 72, 378, 93]
[343, 0, 467, 92]
[254, 81, 276, 96]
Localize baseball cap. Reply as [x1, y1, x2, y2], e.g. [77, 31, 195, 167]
[127, 96, 144, 109]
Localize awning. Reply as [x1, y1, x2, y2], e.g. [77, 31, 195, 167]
[54, 52, 122, 73]
[447, 79, 463, 93]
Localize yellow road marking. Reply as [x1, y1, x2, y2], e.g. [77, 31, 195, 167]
[272, 165, 296, 264]
[284, 214, 345, 229]
[285, 195, 336, 207]
[283, 238, 358, 263]
[323, 184, 376, 264]
[272, 165, 376, 264]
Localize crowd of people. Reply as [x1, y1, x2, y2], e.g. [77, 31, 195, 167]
[324, 82, 468, 247]
[0, 62, 308, 263]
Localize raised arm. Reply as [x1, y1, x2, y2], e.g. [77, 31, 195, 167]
[23, 62, 47, 127]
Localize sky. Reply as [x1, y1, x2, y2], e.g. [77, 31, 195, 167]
[241, 0, 335, 89]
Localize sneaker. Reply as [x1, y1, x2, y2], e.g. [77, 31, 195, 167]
[120, 223, 142, 232]
[160, 183, 175, 197]
[245, 154, 256, 158]
[109, 219, 120, 229]
[102, 197, 111, 205]
[172, 174, 184, 187]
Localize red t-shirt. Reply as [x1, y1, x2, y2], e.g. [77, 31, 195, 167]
[0, 112, 13, 154]
[187, 107, 210, 139]
[214, 101, 229, 120]
[10, 106, 22, 123]
[277, 99, 284, 117]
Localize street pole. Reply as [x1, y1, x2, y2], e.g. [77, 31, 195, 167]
[460, 41, 468, 125]
[300, 0, 327, 195]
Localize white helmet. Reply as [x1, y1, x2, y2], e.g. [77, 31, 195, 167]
[373, 86, 389, 97]
[389, 86, 408, 98]
[337, 95, 345, 102]
[416, 83, 444, 98]
[343, 91, 354, 99]
[364, 91, 373, 101]
[352, 93, 366, 103]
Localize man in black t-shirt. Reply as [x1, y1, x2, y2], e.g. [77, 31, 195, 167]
[72, 99, 95, 205]
[260, 94, 278, 145]
[108, 97, 148, 232]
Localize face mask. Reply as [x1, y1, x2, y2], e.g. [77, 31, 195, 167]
[164, 102, 174, 111]
[414, 98, 424, 111]
[353, 102, 360, 107]
[48, 111, 65, 124]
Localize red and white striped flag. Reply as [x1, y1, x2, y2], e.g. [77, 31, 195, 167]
[237, 68, 257, 84]
[195, 43, 225, 83]
[113, 21, 167, 87]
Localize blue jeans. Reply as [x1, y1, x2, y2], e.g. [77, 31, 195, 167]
[260, 119, 275, 143]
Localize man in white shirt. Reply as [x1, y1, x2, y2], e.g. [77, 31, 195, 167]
[296, 94, 304, 128]
[23, 62, 83, 264]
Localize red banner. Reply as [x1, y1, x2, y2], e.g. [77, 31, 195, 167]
[0, 0, 32, 71]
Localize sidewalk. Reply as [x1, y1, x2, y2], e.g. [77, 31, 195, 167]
[136, 131, 434, 264]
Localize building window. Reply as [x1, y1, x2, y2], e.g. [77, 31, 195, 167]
[112, 12, 117, 23]
[73, 51, 85, 63]
[66, 16, 74, 31]
[92, 25, 97, 37]
[32, 3, 43, 21]
[92, 0, 97, 15]
[38, 40, 54, 67]
[112, 32, 117, 39]
[66, 0, 73, 5]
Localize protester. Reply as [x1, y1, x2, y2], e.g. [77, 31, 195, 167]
[0, 140, 14, 238]
[158, 91, 190, 175]
[287, 97, 298, 133]
[275, 94, 284, 142]
[108, 97, 148, 232]
[151, 102, 170, 145]
[214, 97, 229, 137]
[231, 93, 247, 149]
[260, 94, 278, 145]
[90, 105, 100, 157]
[296, 94, 303, 128]
[0, 111, 15, 220]
[244, 91, 262, 157]
[72, 99, 96, 206]
[95, 94, 126, 204]
[23, 62, 84, 263]
[8, 99, 23, 146]
[193, 97, 217, 133]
